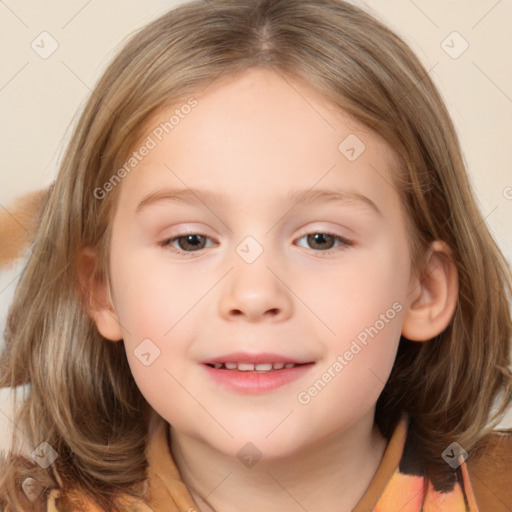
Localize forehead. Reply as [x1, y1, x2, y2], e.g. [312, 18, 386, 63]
[116, 68, 402, 217]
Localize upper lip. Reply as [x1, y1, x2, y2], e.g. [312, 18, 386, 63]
[200, 352, 313, 365]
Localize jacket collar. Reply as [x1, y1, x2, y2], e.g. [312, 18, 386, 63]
[145, 412, 198, 511]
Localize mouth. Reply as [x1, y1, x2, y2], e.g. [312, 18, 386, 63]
[201, 357, 315, 393]
[205, 361, 308, 372]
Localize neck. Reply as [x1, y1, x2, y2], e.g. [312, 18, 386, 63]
[169, 410, 388, 512]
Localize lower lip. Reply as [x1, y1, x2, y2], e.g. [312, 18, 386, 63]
[201, 363, 315, 393]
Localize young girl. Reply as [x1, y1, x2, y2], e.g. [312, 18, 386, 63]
[1, 0, 511, 511]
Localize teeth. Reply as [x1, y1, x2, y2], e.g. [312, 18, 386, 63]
[212, 362, 298, 371]
[255, 363, 273, 371]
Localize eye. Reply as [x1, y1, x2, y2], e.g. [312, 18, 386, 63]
[295, 231, 353, 256]
[159, 233, 215, 257]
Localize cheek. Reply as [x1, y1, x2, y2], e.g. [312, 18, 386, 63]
[110, 248, 207, 340]
[109, 250, 209, 412]
[296, 241, 408, 403]
[300, 239, 409, 343]
[297, 301, 404, 424]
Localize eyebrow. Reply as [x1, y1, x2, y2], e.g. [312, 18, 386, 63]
[135, 187, 382, 217]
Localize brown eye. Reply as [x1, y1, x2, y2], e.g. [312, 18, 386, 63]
[306, 233, 336, 250]
[296, 231, 353, 255]
[160, 233, 214, 254]
[175, 234, 207, 251]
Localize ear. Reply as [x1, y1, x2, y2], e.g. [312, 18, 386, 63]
[75, 246, 123, 341]
[401, 240, 459, 342]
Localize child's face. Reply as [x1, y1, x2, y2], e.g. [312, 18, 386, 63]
[104, 68, 415, 458]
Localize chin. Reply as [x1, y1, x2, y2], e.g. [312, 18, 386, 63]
[214, 434, 307, 464]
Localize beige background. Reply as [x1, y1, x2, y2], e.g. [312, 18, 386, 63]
[1, 0, 511, 447]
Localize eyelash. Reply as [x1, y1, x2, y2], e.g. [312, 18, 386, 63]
[158, 230, 353, 258]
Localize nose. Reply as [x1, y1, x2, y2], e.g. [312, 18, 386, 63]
[218, 257, 293, 323]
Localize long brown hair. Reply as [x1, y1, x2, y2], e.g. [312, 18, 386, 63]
[1, 0, 511, 510]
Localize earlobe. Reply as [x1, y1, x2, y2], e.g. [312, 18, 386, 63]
[75, 246, 124, 342]
[401, 240, 459, 342]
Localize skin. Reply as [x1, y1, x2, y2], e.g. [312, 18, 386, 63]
[83, 68, 458, 511]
